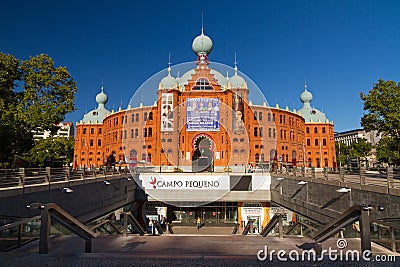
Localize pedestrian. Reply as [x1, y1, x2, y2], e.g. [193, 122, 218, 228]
[197, 217, 201, 230]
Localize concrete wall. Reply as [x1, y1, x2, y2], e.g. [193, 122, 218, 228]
[0, 175, 136, 222]
[271, 174, 400, 224]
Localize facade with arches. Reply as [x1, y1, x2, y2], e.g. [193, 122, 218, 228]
[73, 30, 336, 171]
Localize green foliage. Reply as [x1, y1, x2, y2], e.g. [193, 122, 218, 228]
[348, 138, 372, 158]
[335, 141, 349, 166]
[376, 136, 400, 165]
[25, 136, 75, 167]
[0, 52, 77, 167]
[336, 139, 372, 165]
[360, 79, 400, 164]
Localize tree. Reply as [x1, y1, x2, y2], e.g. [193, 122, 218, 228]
[360, 79, 400, 165]
[26, 136, 75, 167]
[335, 141, 349, 166]
[376, 136, 400, 166]
[348, 138, 372, 159]
[0, 53, 77, 167]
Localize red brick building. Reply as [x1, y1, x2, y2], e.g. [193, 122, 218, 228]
[73, 30, 336, 171]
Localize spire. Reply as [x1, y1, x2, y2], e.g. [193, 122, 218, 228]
[201, 11, 204, 34]
[167, 53, 172, 74]
[234, 52, 238, 74]
[304, 78, 308, 91]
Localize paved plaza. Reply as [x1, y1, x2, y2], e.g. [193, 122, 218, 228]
[1, 234, 398, 266]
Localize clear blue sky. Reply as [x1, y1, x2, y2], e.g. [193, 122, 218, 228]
[1, 0, 399, 132]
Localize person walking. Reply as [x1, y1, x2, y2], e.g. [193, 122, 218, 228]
[197, 217, 201, 230]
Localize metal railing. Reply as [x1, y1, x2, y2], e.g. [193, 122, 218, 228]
[0, 215, 41, 251]
[0, 167, 130, 189]
[272, 166, 400, 190]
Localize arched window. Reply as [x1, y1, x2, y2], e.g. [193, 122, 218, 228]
[254, 111, 257, 120]
[147, 153, 152, 162]
[135, 113, 139, 122]
[192, 78, 213, 90]
[144, 112, 148, 121]
[315, 139, 319, 146]
[233, 149, 239, 154]
[91, 128, 94, 134]
[144, 128, 147, 137]
[259, 127, 263, 137]
[89, 139, 93, 146]
[259, 112, 263, 120]
[97, 139, 101, 146]
[233, 138, 238, 142]
[142, 153, 146, 161]
[268, 113, 271, 121]
[83, 128, 87, 134]
[148, 127, 152, 137]
[268, 128, 272, 138]
[98, 128, 102, 134]
[306, 127, 309, 134]
[149, 112, 153, 121]
[135, 129, 138, 138]
[254, 127, 258, 137]
[322, 127, 326, 134]
[255, 153, 260, 163]
[314, 127, 318, 133]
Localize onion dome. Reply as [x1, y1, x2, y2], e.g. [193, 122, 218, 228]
[228, 65, 247, 89]
[298, 83, 328, 123]
[300, 84, 313, 103]
[81, 85, 111, 124]
[159, 66, 177, 89]
[95, 85, 108, 105]
[192, 27, 213, 56]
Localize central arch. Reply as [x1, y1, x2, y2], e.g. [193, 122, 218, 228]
[192, 134, 214, 172]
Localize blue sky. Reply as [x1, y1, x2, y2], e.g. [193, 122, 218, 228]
[1, 0, 399, 132]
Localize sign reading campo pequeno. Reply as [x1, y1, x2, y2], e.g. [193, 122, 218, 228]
[139, 173, 230, 190]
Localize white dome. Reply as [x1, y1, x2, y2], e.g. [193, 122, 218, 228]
[192, 30, 213, 55]
[95, 89, 108, 105]
[300, 89, 313, 103]
[159, 67, 177, 89]
[228, 67, 246, 88]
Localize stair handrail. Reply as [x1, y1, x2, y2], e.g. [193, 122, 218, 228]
[27, 202, 98, 254]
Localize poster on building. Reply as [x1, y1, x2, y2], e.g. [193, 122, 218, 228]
[186, 98, 220, 131]
[232, 93, 244, 130]
[161, 93, 173, 131]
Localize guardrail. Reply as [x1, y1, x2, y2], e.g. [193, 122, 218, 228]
[271, 166, 400, 190]
[0, 167, 130, 189]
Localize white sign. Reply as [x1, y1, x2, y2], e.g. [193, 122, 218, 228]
[139, 173, 230, 190]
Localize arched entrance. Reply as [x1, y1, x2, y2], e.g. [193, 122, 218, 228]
[192, 134, 214, 172]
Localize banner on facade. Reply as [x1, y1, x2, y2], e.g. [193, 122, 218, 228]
[186, 98, 220, 131]
[161, 93, 173, 131]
